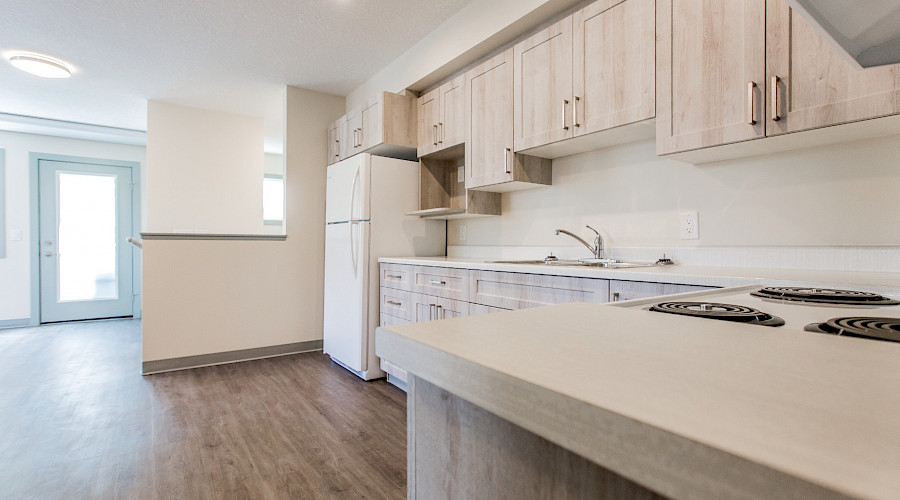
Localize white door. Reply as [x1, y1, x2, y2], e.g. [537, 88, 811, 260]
[38, 160, 134, 323]
[325, 154, 369, 224]
[323, 220, 370, 372]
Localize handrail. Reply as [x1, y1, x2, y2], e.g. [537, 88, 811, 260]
[126, 236, 143, 249]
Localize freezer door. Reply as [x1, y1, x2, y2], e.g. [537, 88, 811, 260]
[323, 220, 370, 372]
[325, 154, 370, 224]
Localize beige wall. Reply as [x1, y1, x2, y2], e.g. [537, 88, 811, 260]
[0, 131, 145, 322]
[448, 136, 900, 249]
[146, 101, 264, 234]
[142, 87, 345, 362]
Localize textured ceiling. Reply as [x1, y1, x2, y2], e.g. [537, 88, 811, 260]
[0, 0, 477, 151]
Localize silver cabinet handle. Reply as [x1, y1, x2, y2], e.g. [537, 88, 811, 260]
[429, 279, 446, 285]
[438, 122, 443, 144]
[437, 304, 444, 319]
[386, 300, 402, 306]
[358, 126, 364, 147]
[573, 96, 580, 127]
[562, 99, 569, 130]
[504, 148, 511, 174]
[612, 292, 620, 302]
[771, 76, 781, 121]
[43, 252, 56, 257]
[334, 139, 340, 157]
[429, 304, 436, 321]
[385, 274, 402, 279]
[432, 124, 438, 146]
[747, 82, 757, 125]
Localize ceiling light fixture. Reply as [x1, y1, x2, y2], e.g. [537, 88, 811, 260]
[8, 53, 72, 79]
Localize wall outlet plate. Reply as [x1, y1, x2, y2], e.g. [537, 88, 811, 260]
[10, 229, 22, 241]
[680, 212, 699, 240]
[458, 224, 467, 242]
[457, 166, 465, 183]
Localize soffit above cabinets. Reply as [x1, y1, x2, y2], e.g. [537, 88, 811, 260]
[784, 0, 900, 68]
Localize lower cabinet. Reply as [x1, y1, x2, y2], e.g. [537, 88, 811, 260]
[379, 263, 716, 390]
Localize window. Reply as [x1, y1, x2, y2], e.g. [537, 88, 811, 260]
[263, 174, 284, 224]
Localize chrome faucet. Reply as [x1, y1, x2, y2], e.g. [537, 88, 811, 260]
[555, 225, 604, 260]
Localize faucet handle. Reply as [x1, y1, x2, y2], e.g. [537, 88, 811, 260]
[585, 225, 599, 236]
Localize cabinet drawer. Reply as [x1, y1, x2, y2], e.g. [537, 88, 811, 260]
[381, 287, 412, 321]
[380, 313, 410, 327]
[469, 303, 510, 316]
[381, 263, 413, 291]
[470, 271, 609, 309]
[412, 266, 470, 301]
[609, 280, 714, 303]
[412, 293, 470, 322]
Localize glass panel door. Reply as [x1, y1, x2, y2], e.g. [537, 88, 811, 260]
[39, 160, 133, 323]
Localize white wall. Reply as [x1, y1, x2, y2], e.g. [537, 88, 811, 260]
[142, 87, 345, 362]
[146, 101, 264, 234]
[0, 130, 145, 322]
[345, 0, 580, 109]
[448, 136, 900, 252]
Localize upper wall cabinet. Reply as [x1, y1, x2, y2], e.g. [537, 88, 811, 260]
[766, 0, 900, 136]
[326, 91, 417, 165]
[466, 48, 552, 192]
[657, 0, 900, 160]
[514, 0, 656, 159]
[656, 0, 766, 156]
[417, 75, 466, 159]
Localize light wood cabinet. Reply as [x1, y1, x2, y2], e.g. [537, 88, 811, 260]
[327, 91, 417, 164]
[573, 0, 655, 137]
[469, 270, 609, 309]
[514, 16, 574, 151]
[513, 0, 656, 159]
[381, 287, 413, 321]
[412, 265, 470, 301]
[609, 280, 712, 303]
[408, 157, 501, 219]
[418, 75, 467, 159]
[656, 0, 766, 155]
[765, 0, 900, 136]
[469, 303, 510, 315]
[466, 48, 552, 192]
[412, 293, 469, 322]
[381, 263, 413, 291]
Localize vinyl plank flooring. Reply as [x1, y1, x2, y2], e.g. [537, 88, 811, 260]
[0, 320, 407, 499]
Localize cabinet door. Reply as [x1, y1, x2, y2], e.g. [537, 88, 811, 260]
[469, 271, 609, 309]
[656, 0, 766, 155]
[609, 280, 713, 303]
[513, 16, 574, 151]
[340, 111, 360, 158]
[360, 98, 383, 150]
[466, 48, 515, 189]
[417, 88, 440, 156]
[411, 293, 469, 322]
[327, 123, 341, 165]
[439, 75, 466, 149]
[573, 0, 655, 137]
[766, 0, 900, 136]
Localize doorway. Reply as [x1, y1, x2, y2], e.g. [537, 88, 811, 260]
[32, 156, 139, 324]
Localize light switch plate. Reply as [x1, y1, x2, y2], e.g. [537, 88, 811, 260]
[457, 166, 465, 183]
[680, 212, 699, 240]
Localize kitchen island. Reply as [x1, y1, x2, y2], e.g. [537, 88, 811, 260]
[376, 299, 900, 499]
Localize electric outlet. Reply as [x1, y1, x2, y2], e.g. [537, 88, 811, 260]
[680, 212, 699, 240]
[458, 224, 467, 242]
[457, 166, 465, 183]
[10, 229, 22, 242]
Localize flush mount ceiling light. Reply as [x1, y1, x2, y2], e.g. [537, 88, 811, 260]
[8, 53, 72, 78]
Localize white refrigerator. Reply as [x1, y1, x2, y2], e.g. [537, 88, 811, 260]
[323, 154, 445, 380]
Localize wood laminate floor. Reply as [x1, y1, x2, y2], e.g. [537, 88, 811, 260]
[0, 320, 407, 499]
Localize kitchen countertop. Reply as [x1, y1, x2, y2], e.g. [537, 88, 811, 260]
[379, 256, 900, 295]
[376, 301, 900, 499]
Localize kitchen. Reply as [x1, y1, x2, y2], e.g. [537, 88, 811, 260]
[2, 0, 900, 498]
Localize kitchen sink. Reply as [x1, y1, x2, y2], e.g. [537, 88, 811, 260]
[487, 258, 658, 269]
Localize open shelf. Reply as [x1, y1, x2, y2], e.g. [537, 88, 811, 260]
[411, 157, 501, 219]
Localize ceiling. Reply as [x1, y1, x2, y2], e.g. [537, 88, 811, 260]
[0, 0, 477, 153]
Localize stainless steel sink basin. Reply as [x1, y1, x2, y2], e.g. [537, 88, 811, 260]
[486, 258, 657, 269]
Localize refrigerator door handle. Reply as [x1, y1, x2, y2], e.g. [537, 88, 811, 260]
[349, 165, 360, 223]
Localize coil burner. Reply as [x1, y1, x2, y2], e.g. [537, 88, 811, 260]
[751, 287, 899, 306]
[649, 302, 785, 327]
[804, 317, 900, 343]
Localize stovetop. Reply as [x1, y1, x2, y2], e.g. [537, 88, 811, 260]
[613, 285, 900, 343]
